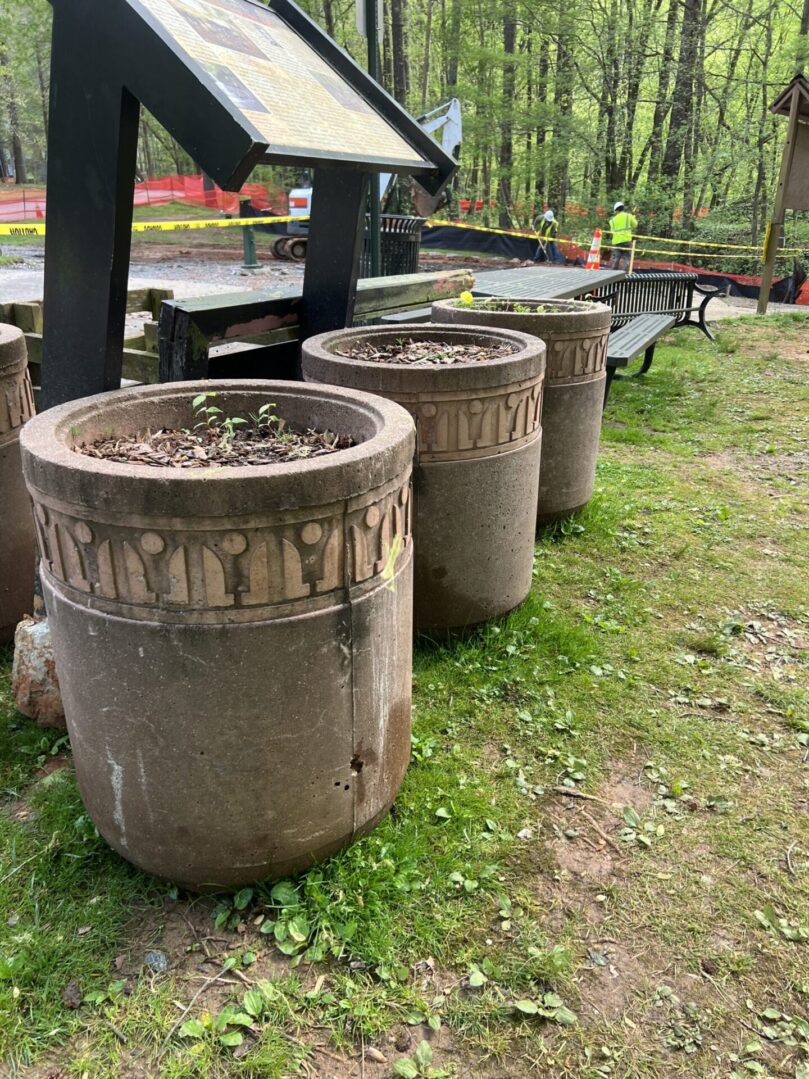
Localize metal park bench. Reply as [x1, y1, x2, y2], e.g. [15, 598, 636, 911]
[593, 272, 720, 403]
[603, 314, 676, 402]
[593, 271, 719, 340]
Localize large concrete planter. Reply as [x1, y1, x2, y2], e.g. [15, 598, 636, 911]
[0, 325, 36, 642]
[20, 380, 415, 889]
[302, 325, 545, 633]
[432, 298, 611, 524]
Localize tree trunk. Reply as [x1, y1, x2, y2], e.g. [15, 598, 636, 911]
[420, 0, 433, 110]
[0, 48, 28, 184]
[391, 0, 410, 105]
[647, 0, 680, 185]
[659, 0, 700, 214]
[534, 45, 549, 206]
[498, 1, 517, 228]
[549, 9, 575, 212]
[35, 39, 49, 140]
[322, 0, 335, 37]
[446, 0, 462, 89]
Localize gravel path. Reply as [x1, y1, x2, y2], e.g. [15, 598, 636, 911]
[2, 244, 806, 321]
[0, 244, 304, 302]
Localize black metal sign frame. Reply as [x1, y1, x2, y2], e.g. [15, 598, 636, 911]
[41, 0, 457, 407]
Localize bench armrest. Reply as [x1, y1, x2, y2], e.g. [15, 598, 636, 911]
[693, 282, 721, 296]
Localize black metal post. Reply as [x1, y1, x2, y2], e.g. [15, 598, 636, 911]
[242, 226, 260, 269]
[300, 167, 369, 362]
[364, 0, 381, 277]
[41, 4, 140, 409]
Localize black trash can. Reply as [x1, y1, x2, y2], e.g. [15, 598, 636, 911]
[361, 215, 425, 277]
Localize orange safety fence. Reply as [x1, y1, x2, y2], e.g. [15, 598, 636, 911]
[0, 174, 289, 222]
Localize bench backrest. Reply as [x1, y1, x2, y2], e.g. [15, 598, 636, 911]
[593, 272, 697, 328]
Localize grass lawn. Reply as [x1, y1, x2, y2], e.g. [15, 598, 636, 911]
[1, 315, 807, 1078]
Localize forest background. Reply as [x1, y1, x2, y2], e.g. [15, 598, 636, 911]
[1, 0, 808, 259]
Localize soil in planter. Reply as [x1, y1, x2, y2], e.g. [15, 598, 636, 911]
[74, 411, 353, 469]
[456, 299, 582, 314]
[337, 337, 517, 366]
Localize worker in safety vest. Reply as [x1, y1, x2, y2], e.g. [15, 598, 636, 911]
[608, 201, 638, 269]
[533, 209, 564, 264]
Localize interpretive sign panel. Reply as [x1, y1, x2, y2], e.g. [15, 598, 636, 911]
[135, 0, 428, 170]
[42, 0, 457, 408]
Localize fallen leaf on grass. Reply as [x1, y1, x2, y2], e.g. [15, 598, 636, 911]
[61, 980, 83, 1009]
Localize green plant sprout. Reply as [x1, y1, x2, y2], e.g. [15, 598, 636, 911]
[192, 393, 281, 449]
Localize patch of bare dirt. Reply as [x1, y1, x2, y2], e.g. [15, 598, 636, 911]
[548, 835, 618, 884]
[726, 323, 809, 364]
[577, 941, 649, 1023]
[34, 753, 71, 780]
[723, 606, 808, 681]
[536, 770, 658, 947]
[598, 774, 655, 813]
[699, 446, 809, 493]
[297, 1026, 516, 1078]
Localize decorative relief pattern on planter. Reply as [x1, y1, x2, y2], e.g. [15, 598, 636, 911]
[33, 474, 412, 620]
[0, 368, 35, 444]
[393, 378, 542, 462]
[544, 331, 608, 385]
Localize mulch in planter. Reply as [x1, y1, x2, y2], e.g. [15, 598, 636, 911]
[337, 337, 517, 367]
[75, 416, 353, 469]
[460, 299, 582, 314]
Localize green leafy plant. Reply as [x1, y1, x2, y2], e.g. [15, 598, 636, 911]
[393, 1040, 452, 1077]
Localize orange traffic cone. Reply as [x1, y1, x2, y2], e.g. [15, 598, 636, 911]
[585, 228, 602, 270]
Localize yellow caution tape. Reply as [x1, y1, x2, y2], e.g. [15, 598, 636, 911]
[2, 214, 801, 262]
[0, 214, 308, 237]
[425, 217, 805, 256]
[0, 222, 46, 236]
[632, 232, 765, 251]
[425, 217, 533, 239]
[131, 214, 307, 232]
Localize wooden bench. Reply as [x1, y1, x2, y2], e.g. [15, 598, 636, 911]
[604, 313, 676, 403]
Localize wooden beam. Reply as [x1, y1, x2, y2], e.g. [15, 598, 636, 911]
[158, 269, 473, 382]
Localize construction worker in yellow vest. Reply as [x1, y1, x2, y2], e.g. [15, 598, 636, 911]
[532, 209, 564, 263]
[609, 201, 638, 269]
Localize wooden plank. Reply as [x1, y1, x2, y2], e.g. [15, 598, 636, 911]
[125, 287, 151, 314]
[12, 302, 44, 334]
[25, 332, 158, 385]
[146, 287, 174, 320]
[143, 320, 159, 353]
[121, 348, 160, 383]
[158, 270, 473, 382]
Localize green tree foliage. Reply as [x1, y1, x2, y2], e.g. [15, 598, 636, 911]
[0, 0, 805, 243]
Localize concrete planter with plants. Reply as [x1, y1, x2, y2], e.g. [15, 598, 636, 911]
[20, 379, 415, 889]
[302, 324, 546, 633]
[0, 324, 36, 642]
[432, 297, 612, 524]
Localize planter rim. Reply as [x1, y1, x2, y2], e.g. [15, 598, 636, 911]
[0, 324, 27, 376]
[433, 297, 612, 325]
[21, 379, 416, 515]
[303, 323, 545, 392]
